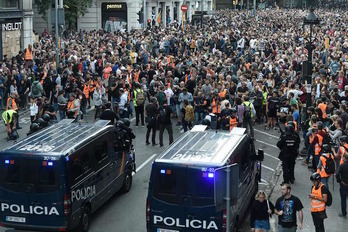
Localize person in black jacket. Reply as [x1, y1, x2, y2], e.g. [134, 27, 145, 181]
[250, 190, 274, 232]
[336, 152, 348, 217]
[158, 99, 173, 147]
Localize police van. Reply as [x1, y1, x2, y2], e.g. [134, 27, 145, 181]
[0, 120, 135, 232]
[146, 127, 264, 232]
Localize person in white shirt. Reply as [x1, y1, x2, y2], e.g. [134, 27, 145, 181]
[119, 88, 129, 118]
[29, 97, 38, 122]
[164, 85, 174, 105]
[287, 84, 303, 99]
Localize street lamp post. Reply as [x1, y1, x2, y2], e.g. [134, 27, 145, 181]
[303, 9, 320, 120]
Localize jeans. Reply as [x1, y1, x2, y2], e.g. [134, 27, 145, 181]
[194, 111, 205, 125]
[182, 119, 192, 132]
[135, 105, 145, 126]
[243, 118, 254, 138]
[59, 110, 66, 121]
[95, 105, 101, 120]
[146, 123, 157, 144]
[340, 185, 348, 216]
[159, 124, 173, 146]
[278, 225, 297, 232]
[321, 177, 329, 190]
[313, 155, 320, 171]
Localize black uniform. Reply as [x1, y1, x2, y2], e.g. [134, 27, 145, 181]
[277, 130, 300, 183]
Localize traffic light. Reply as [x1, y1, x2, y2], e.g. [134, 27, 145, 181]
[137, 8, 143, 24]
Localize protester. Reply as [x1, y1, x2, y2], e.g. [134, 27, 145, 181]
[250, 190, 274, 232]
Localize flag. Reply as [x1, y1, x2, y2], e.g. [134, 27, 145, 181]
[157, 10, 161, 24]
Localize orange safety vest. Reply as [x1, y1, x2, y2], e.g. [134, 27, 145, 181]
[285, 121, 298, 131]
[318, 153, 334, 178]
[24, 48, 33, 61]
[314, 134, 323, 156]
[67, 100, 78, 117]
[89, 80, 96, 92]
[339, 144, 348, 165]
[318, 103, 327, 119]
[311, 183, 326, 212]
[218, 90, 227, 99]
[309, 133, 315, 144]
[134, 71, 140, 83]
[40, 72, 47, 85]
[229, 117, 238, 132]
[211, 99, 221, 114]
[83, 84, 90, 99]
[6, 97, 18, 111]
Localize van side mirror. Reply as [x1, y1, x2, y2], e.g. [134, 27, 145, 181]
[257, 149, 264, 161]
[214, 164, 239, 212]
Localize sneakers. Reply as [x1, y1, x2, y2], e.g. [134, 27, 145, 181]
[264, 127, 270, 130]
[146, 141, 150, 145]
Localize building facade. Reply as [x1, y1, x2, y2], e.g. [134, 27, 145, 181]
[0, 0, 34, 60]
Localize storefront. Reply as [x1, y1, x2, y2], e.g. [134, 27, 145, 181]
[1, 19, 22, 59]
[101, 3, 128, 32]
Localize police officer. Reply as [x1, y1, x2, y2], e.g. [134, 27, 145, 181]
[277, 125, 300, 184]
[309, 172, 328, 232]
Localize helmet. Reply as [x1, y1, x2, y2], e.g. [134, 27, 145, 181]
[287, 121, 296, 130]
[122, 118, 130, 128]
[340, 135, 348, 144]
[30, 123, 40, 132]
[310, 172, 321, 181]
[321, 144, 331, 153]
[202, 119, 211, 127]
[285, 125, 294, 134]
[37, 118, 46, 127]
[116, 120, 125, 129]
[42, 114, 50, 122]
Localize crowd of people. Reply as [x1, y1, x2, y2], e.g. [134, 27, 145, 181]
[1, 6, 348, 232]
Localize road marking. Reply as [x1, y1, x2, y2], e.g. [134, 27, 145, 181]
[261, 164, 275, 172]
[255, 139, 278, 149]
[133, 153, 157, 176]
[264, 152, 280, 161]
[130, 117, 135, 122]
[254, 129, 279, 139]
[260, 179, 268, 184]
[19, 117, 31, 124]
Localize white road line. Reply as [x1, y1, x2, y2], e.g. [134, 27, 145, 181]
[259, 182, 268, 185]
[255, 140, 278, 149]
[254, 129, 279, 139]
[261, 164, 275, 172]
[130, 117, 135, 122]
[264, 152, 280, 161]
[133, 153, 157, 175]
[261, 179, 269, 184]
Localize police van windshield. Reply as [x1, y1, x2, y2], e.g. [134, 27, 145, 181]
[153, 166, 214, 206]
[0, 157, 60, 193]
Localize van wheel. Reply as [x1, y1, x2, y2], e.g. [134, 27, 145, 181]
[121, 170, 132, 193]
[78, 206, 91, 232]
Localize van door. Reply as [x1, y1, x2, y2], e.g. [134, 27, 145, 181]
[150, 164, 188, 232]
[0, 156, 65, 229]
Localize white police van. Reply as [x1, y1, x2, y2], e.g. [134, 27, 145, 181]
[0, 120, 135, 231]
[146, 127, 263, 232]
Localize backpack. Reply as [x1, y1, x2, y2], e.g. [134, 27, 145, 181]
[185, 105, 194, 122]
[135, 89, 145, 106]
[243, 102, 252, 120]
[159, 107, 168, 123]
[322, 184, 333, 207]
[322, 131, 332, 146]
[323, 154, 335, 175]
[31, 82, 40, 96]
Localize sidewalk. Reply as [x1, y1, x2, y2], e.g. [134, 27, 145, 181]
[270, 158, 348, 231]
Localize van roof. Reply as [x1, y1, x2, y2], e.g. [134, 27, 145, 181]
[1, 120, 112, 158]
[156, 128, 246, 167]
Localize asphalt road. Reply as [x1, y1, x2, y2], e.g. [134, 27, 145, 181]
[0, 112, 283, 232]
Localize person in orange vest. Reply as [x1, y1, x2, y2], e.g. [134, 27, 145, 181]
[229, 108, 238, 131]
[24, 44, 33, 68]
[310, 127, 323, 172]
[66, 93, 80, 121]
[317, 144, 334, 189]
[6, 93, 21, 129]
[336, 152, 348, 218]
[332, 136, 348, 165]
[309, 172, 328, 232]
[317, 97, 328, 124]
[88, 78, 96, 107]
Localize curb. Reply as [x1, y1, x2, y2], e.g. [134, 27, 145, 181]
[265, 161, 282, 198]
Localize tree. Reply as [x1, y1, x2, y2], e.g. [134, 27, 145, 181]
[34, 0, 93, 30]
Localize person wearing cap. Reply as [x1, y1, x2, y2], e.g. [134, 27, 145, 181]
[2, 109, 19, 140]
[309, 172, 328, 231]
[66, 93, 80, 122]
[336, 152, 348, 217]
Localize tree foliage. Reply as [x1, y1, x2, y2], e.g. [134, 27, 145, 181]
[34, 0, 93, 30]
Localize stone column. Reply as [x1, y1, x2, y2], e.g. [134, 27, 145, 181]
[22, 0, 34, 50]
[163, 2, 167, 27]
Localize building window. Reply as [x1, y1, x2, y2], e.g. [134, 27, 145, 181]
[1, 0, 19, 9]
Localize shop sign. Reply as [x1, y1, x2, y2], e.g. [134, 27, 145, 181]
[2, 22, 22, 31]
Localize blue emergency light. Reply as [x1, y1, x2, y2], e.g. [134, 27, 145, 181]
[160, 169, 166, 174]
[48, 161, 53, 166]
[5, 160, 9, 164]
[208, 173, 214, 178]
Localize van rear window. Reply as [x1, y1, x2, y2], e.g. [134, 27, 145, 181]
[0, 158, 60, 193]
[152, 167, 214, 206]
